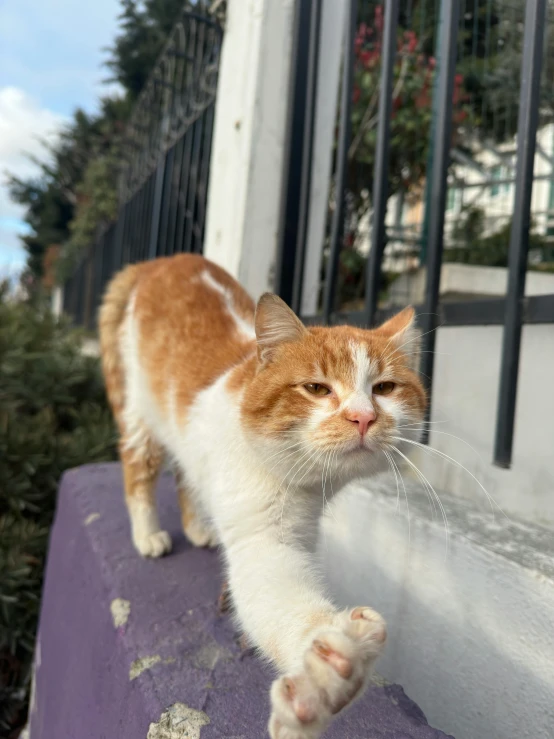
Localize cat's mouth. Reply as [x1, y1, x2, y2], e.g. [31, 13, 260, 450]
[344, 438, 376, 455]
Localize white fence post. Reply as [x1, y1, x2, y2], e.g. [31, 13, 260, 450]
[52, 286, 63, 317]
[203, 0, 297, 299]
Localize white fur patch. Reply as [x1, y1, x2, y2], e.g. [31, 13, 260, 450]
[200, 270, 256, 340]
[127, 497, 161, 538]
[350, 341, 373, 393]
[338, 342, 376, 417]
[127, 497, 171, 557]
[120, 292, 154, 454]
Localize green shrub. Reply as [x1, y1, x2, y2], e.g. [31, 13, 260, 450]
[0, 283, 117, 735]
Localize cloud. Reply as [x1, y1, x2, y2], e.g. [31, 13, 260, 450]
[0, 86, 67, 268]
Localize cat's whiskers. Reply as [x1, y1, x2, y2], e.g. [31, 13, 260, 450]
[228, 441, 306, 510]
[260, 441, 307, 487]
[269, 446, 315, 516]
[279, 448, 324, 544]
[398, 420, 447, 428]
[393, 323, 443, 357]
[390, 444, 449, 559]
[276, 446, 314, 489]
[382, 448, 401, 511]
[262, 439, 304, 463]
[397, 427, 487, 465]
[382, 447, 411, 545]
[378, 320, 437, 365]
[321, 449, 331, 511]
[321, 446, 339, 522]
[391, 436, 509, 521]
[328, 446, 340, 503]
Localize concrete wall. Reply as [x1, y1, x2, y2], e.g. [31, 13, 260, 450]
[413, 323, 554, 526]
[320, 482, 554, 739]
[32, 465, 454, 739]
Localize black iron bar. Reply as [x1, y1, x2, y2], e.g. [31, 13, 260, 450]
[274, 0, 314, 306]
[134, 179, 146, 262]
[183, 117, 204, 253]
[290, 0, 322, 314]
[167, 135, 185, 255]
[363, 0, 400, 327]
[175, 126, 194, 252]
[493, 0, 547, 468]
[322, 0, 358, 324]
[148, 156, 167, 259]
[113, 204, 126, 272]
[418, 0, 460, 443]
[157, 145, 176, 256]
[92, 229, 104, 327]
[196, 103, 216, 253]
[143, 171, 156, 260]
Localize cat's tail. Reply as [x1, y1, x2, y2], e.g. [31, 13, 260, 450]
[98, 264, 140, 421]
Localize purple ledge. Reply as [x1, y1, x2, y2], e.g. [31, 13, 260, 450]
[30, 463, 454, 738]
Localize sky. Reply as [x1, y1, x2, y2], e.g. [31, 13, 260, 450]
[0, 0, 122, 277]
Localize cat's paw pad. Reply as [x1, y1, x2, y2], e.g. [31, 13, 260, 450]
[269, 674, 330, 739]
[268, 607, 386, 738]
[346, 606, 387, 649]
[134, 530, 172, 558]
[184, 519, 218, 548]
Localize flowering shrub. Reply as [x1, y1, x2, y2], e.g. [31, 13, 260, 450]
[350, 5, 469, 196]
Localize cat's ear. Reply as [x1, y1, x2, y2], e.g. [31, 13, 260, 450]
[255, 293, 306, 364]
[375, 307, 420, 370]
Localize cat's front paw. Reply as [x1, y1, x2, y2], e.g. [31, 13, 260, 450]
[268, 607, 386, 739]
[133, 530, 172, 558]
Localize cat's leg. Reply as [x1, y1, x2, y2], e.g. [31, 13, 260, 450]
[119, 432, 172, 558]
[225, 535, 386, 738]
[175, 468, 218, 548]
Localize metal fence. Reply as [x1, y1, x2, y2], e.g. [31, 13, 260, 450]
[63, 9, 222, 328]
[275, 0, 554, 469]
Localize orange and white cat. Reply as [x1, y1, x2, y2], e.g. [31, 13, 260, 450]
[99, 253, 426, 739]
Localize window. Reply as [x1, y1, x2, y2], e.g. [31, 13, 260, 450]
[446, 187, 457, 211]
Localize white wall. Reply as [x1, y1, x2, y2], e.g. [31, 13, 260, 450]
[203, 0, 296, 300]
[414, 324, 554, 525]
[320, 482, 554, 739]
[444, 123, 554, 240]
[389, 263, 554, 304]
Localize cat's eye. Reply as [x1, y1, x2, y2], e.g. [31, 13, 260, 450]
[304, 383, 332, 397]
[373, 381, 396, 396]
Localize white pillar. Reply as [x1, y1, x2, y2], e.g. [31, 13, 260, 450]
[300, 0, 347, 316]
[203, 0, 296, 300]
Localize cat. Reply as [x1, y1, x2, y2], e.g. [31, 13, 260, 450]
[99, 253, 426, 739]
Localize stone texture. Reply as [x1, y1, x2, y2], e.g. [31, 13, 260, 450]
[30, 463, 454, 738]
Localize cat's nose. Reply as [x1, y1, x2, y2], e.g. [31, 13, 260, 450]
[345, 409, 376, 436]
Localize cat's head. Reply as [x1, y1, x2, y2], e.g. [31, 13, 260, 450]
[241, 294, 427, 486]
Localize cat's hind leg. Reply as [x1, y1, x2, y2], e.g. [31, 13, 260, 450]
[175, 468, 218, 548]
[99, 264, 169, 557]
[120, 431, 172, 558]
